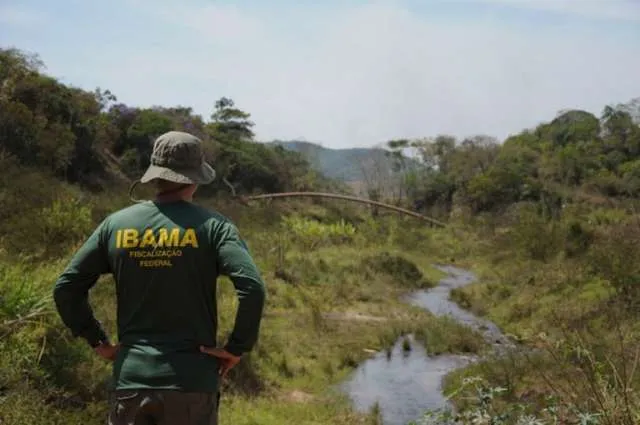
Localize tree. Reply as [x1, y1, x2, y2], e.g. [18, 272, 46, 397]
[412, 135, 456, 173]
[547, 109, 600, 148]
[385, 139, 424, 205]
[358, 149, 390, 206]
[209, 97, 255, 143]
[93, 87, 117, 112]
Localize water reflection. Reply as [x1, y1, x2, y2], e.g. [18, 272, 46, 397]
[342, 266, 505, 425]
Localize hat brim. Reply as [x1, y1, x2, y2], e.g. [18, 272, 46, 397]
[140, 162, 216, 185]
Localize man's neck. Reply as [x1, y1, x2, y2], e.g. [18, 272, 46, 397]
[155, 190, 193, 203]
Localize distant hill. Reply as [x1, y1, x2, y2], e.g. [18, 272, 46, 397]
[268, 140, 395, 182]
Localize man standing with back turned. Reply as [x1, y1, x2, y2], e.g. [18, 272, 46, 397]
[53, 131, 266, 425]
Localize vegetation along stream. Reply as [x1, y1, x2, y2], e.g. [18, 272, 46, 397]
[342, 265, 513, 425]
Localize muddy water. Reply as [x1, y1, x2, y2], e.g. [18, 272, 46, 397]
[342, 265, 509, 425]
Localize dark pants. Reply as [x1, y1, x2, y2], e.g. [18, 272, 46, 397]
[108, 390, 220, 425]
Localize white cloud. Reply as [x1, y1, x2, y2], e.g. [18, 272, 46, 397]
[479, 0, 640, 23]
[57, 0, 640, 148]
[0, 4, 46, 28]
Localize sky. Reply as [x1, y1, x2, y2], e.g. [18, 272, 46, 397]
[1, 0, 639, 149]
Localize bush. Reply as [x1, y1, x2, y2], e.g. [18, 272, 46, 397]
[504, 203, 561, 261]
[413, 376, 604, 425]
[0, 156, 94, 258]
[584, 208, 629, 226]
[40, 197, 93, 249]
[0, 263, 51, 323]
[360, 252, 432, 288]
[587, 221, 640, 305]
[281, 215, 356, 250]
[562, 219, 594, 258]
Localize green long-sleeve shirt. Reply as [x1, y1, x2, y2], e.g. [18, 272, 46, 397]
[53, 200, 266, 392]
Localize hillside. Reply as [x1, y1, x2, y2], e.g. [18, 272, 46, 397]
[268, 140, 426, 199]
[3, 44, 640, 425]
[269, 140, 397, 182]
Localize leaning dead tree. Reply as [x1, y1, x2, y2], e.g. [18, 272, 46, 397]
[222, 178, 447, 228]
[237, 191, 446, 227]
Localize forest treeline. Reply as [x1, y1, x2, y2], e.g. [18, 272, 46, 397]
[3, 46, 640, 223]
[379, 99, 640, 218]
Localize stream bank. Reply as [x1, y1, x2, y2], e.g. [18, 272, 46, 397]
[341, 265, 511, 425]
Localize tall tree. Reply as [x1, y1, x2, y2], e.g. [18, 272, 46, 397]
[209, 97, 255, 143]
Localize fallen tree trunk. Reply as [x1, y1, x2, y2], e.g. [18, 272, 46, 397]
[237, 191, 447, 227]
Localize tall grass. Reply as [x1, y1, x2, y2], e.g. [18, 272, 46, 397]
[435, 200, 640, 424]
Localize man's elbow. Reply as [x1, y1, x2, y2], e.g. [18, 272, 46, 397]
[232, 274, 266, 309]
[52, 275, 79, 313]
[52, 288, 74, 320]
[253, 280, 266, 307]
[52, 280, 65, 308]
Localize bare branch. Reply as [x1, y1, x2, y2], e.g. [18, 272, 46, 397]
[241, 191, 447, 227]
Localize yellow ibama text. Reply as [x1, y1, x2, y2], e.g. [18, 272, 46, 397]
[115, 228, 199, 249]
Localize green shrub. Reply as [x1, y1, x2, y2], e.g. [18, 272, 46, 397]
[0, 267, 51, 323]
[282, 215, 356, 250]
[584, 208, 629, 226]
[413, 376, 604, 425]
[40, 197, 93, 249]
[0, 157, 95, 258]
[587, 221, 640, 305]
[360, 252, 432, 288]
[505, 203, 561, 261]
[562, 219, 594, 258]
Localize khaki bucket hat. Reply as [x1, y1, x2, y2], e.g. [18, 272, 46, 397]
[140, 131, 216, 185]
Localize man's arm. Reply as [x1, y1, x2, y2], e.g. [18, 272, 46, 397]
[53, 220, 111, 347]
[215, 222, 266, 357]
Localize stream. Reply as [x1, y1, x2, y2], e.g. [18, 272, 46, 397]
[341, 265, 511, 425]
